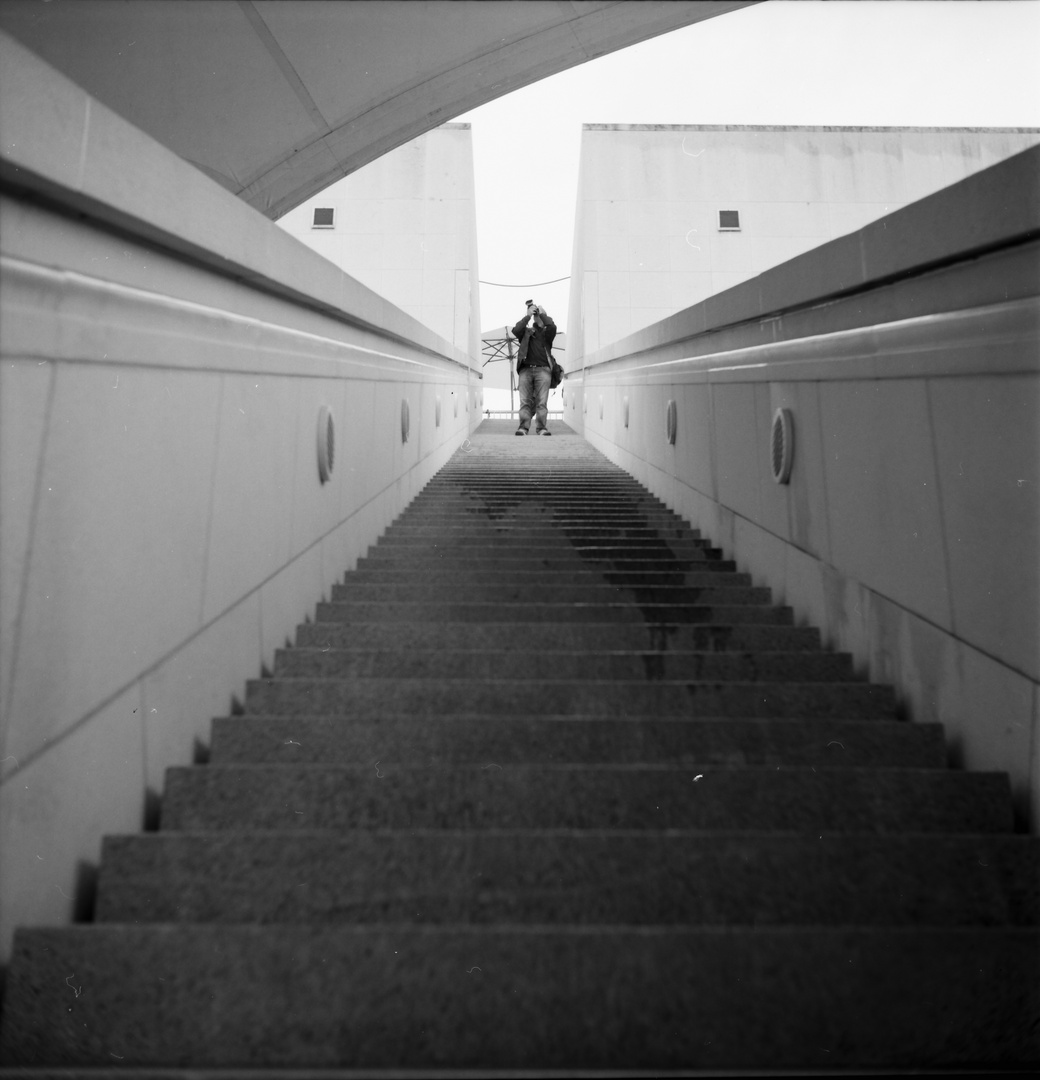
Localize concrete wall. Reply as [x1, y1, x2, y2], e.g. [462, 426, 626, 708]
[565, 148, 1040, 832]
[0, 34, 481, 963]
[276, 125, 482, 363]
[569, 125, 1040, 357]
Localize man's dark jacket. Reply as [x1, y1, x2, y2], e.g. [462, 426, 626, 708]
[512, 312, 557, 371]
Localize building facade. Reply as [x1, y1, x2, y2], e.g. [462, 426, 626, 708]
[277, 125, 482, 362]
[569, 125, 1040, 356]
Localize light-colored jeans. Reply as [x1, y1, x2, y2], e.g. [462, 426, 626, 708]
[517, 365, 551, 433]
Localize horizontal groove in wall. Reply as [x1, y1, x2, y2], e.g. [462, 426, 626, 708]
[0, 255, 479, 383]
[0, 169, 475, 371]
[582, 297, 1039, 387]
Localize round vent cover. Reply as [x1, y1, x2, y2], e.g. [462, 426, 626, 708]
[771, 407, 794, 484]
[665, 399, 678, 446]
[401, 398, 411, 443]
[317, 405, 335, 484]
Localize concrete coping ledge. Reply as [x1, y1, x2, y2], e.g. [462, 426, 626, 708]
[0, 30, 477, 374]
[570, 296, 1040, 386]
[579, 145, 1040, 371]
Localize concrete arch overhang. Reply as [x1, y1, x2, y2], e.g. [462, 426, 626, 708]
[0, 0, 757, 220]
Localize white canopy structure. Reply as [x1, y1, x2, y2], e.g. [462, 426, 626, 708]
[0, 0, 755, 218]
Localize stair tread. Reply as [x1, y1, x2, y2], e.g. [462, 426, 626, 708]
[161, 764, 1013, 833]
[209, 715, 944, 768]
[272, 648, 856, 681]
[4, 926, 1036, 1069]
[96, 831, 1039, 927]
[296, 622, 823, 650]
[4, 418, 1031, 1070]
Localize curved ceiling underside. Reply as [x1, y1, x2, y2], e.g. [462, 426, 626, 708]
[0, 0, 756, 219]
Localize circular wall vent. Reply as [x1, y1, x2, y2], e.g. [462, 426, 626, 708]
[316, 405, 335, 484]
[623, 395, 630, 429]
[401, 398, 411, 443]
[435, 395, 442, 428]
[771, 407, 794, 484]
[665, 399, 678, 446]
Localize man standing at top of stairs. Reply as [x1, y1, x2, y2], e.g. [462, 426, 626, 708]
[512, 300, 557, 436]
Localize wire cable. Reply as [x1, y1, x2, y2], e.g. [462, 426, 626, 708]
[478, 275, 570, 287]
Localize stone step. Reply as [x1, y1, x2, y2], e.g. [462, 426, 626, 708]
[345, 567, 755, 587]
[95, 832, 1039, 927]
[160, 765, 1011, 833]
[312, 601, 793, 625]
[363, 541, 727, 559]
[424, 481, 668, 492]
[272, 647, 853, 682]
[209, 715, 945, 768]
[5, 925, 1035, 1069]
[243, 676, 894, 719]
[384, 524, 702, 540]
[5, 418, 1031, 1075]
[329, 582, 773, 605]
[425, 476, 662, 486]
[411, 500, 682, 513]
[356, 552, 738, 571]
[294, 621, 824, 652]
[397, 500, 693, 513]
[419, 495, 674, 504]
[397, 509, 694, 526]
[373, 534, 716, 550]
[410, 500, 681, 513]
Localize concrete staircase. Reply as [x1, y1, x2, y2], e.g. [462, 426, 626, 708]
[2, 420, 1037, 1075]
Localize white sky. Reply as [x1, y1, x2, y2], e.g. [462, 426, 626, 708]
[456, 0, 1040, 336]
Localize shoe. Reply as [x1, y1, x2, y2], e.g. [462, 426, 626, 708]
[539, 429, 552, 436]
[515, 427, 526, 436]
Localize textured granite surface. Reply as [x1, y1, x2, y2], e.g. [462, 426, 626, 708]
[160, 765, 1013, 834]
[4, 422, 1035, 1071]
[356, 553, 739, 571]
[272, 646, 855, 682]
[295, 620, 822, 652]
[330, 582, 773, 605]
[348, 566, 754, 586]
[313, 600, 792, 625]
[97, 831, 1039, 926]
[242, 676, 893, 719]
[3, 926, 1037, 1068]
[209, 715, 946, 768]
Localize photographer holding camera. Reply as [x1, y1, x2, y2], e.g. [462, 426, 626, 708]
[511, 299, 558, 436]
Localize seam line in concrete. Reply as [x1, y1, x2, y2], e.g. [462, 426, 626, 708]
[236, 1, 333, 136]
[0, 432, 471, 787]
[0, 359, 57, 761]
